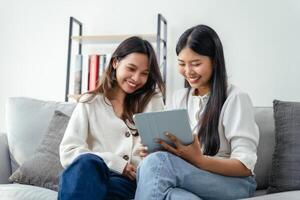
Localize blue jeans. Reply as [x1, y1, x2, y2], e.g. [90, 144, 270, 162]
[135, 152, 257, 200]
[58, 153, 136, 200]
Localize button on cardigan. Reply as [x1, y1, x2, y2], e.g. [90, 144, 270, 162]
[60, 93, 164, 174]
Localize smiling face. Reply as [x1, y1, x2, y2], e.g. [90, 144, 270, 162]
[178, 47, 213, 95]
[113, 52, 149, 95]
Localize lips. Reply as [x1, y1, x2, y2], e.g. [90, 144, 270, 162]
[187, 76, 200, 84]
[126, 80, 137, 88]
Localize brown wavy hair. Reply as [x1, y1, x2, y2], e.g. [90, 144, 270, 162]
[80, 36, 165, 126]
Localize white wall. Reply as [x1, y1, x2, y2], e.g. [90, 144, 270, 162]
[1, 0, 300, 132]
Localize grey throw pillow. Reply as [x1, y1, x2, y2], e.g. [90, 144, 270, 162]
[267, 100, 300, 193]
[9, 110, 70, 191]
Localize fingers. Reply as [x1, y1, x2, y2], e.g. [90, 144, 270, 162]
[124, 164, 136, 180]
[138, 145, 149, 158]
[157, 139, 178, 155]
[138, 143, 147, 149]
[128, 164, 136, 173]
[140, 150, 148, 158]
[127, 170, 136, 180]
[127, 173, 135, 180]
[130, 170, 136, 179]
[165, 132, 183, 148]
[129, 165, 136, 180]
[138, 145, 148, 152]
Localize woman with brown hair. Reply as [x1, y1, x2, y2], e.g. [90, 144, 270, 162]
[58, 36, 165, 200]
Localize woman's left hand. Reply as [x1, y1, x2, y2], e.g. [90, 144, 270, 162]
[156, 132, 203, 164]
[138, 144, 149, 159]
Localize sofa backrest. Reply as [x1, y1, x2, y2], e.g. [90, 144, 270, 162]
[6, 97, 75, 172]
[5, 98, 275, 190]
[253, 107, 275, 190]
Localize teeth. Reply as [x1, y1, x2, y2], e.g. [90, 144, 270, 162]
[127, 81, 137, 87]
[188, 77, 199, 81]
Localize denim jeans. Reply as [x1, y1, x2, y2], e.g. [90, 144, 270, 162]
[58, 153, 136, 200]
[135, 151, 257, 200]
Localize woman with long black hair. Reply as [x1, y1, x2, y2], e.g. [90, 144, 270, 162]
[135, 25, 259, 200]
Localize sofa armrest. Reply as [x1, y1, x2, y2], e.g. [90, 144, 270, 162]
[0, 132, 12, 183]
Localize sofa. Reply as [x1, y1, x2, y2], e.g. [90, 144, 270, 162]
[0, 97, 299, 200]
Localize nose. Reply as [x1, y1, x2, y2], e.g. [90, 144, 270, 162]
[131, 72, 140, 82]
[185, 65, 194, 75]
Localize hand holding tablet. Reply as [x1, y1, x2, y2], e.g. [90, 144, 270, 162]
[133, 109, 193, 152]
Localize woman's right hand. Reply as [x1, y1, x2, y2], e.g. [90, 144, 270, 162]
[138, 144, 149, 159]
[122, 163, 136, 180]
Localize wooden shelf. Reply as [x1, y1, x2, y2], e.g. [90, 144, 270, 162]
[71, 34, 157, 44]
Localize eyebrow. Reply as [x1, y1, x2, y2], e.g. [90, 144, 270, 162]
[127, 63, 149, 72]
[128, 63, 137, 67]
[177, 59, 202, 63]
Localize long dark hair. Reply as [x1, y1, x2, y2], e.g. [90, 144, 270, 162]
[176, 25, 228, 156]
[82, 36, 165, 126]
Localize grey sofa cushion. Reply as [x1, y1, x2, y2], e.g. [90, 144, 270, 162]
[253, 107, 275, 190]
[0, 133, 11, 184]
[245, 190, 300, 200]
[0, 183, 57, 200]
[267, 100, 300, 193]
[8, 111, 70, 191]
[6, 97, 75, 172]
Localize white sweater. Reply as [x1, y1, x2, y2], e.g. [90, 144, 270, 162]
[60, 93, 164, 174]
[169, 84, 259, 173]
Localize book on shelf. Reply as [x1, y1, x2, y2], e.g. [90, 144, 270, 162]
[74, 54, 83, 94]
[80, 54, 89, 93]
[98, 54, 107, 79]
[88, 54, 107, 91]
[88, 54, 99, 91]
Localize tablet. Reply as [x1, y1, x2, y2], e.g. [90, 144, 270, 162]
[133, 109, 193, 152]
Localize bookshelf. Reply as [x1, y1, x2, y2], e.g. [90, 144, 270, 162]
[65, 14, 168, 102]
[71, 34, 157, 44]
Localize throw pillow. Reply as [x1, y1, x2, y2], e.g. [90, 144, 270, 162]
[267, 100, 300, 193]
[9, 110, 70, 191]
